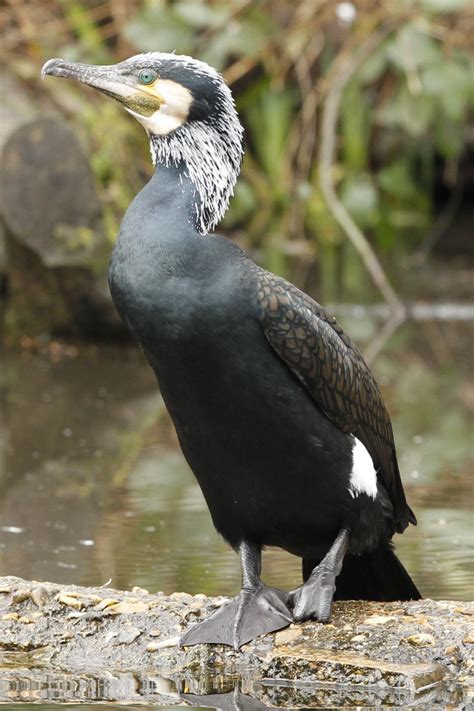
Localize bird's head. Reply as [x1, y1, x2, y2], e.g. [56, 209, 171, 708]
[42, 53, 244, 234]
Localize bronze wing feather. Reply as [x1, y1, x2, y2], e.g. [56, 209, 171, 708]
[253, 266, 415, 532]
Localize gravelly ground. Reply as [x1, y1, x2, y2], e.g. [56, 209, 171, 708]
[0, 576, 472, 707]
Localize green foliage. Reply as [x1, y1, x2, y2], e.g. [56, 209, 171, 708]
[330, 19, 472, 285]
[125, 0, 275, 70]
[341, 80, 371, 171]
[419, 0, 470, 12]
[125, 3, 196, 55]
[341, 174, 379, 227]
[58, 0, 112, 63]
[243, 84, 296, 186]
[377, 26, 473, 151]
[78, 102, 149, 244]
[23, 0, 471, 297]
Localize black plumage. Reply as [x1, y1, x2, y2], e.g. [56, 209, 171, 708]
[254, 267, 416, 533]
[42, 52, 420, 649]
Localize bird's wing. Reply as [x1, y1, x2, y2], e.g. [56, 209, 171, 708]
[253, 266, 414, 531]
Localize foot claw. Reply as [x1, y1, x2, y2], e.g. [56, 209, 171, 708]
[289, 566, 337, 622]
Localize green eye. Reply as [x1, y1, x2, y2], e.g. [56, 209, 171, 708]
[138, 69, 157, 85]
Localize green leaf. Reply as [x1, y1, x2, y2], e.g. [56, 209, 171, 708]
[374, 205, 397, 250]
[199, 33, 230, 70]
[378, 160, 417, 201]
[199, 8, 275, 68]
[125, 7, 194, 54]
[422, 59, 474, 120]
[358, 46, 389, 83]
[386, 25, 441, 71]
[59, 0, 110, 63]
[244, 85, 296, 182]
[434, 121, 465, 158]
[340, 173, 379, 226]
[305, 191, 342, 246]
[222, 179, 257, 227]
[236, 12, 274, 55]
[420, 0, 470, 12]
[174, 1, 230, 29]
[377, 85, 437, 137]
[341, 80, 371, 170]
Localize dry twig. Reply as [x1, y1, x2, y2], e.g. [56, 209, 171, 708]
[319, 24, 403, 313]
[318, 22, 407, 360]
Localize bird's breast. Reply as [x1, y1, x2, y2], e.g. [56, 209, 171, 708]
[108, 236, 251, 358]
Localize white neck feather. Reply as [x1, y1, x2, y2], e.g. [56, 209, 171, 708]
[149, 116, 243, 235]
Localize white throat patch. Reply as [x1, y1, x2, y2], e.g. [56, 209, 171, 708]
[127, 80, 193, 135]
[141, 53, 244, 235]
[149, 120, 243, 235]
[348, 437, 378, 499]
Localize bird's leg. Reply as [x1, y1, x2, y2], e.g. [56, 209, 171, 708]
[180, 541, 292, 649]
[231, 541, 292, 647]
[289, 528, 350, 623]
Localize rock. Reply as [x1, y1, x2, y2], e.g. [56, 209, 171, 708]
[362, 614, 398, 626]
[11, 590, 31, 605]
[0, 116, 125, 339]
[0, 72, 127, 340]
[30, 586, 52, 609]
[263, 647, 445, 693]
[146, 635, 180, 652]
[0, 72, 34, 287]
[115, 625, 142, 645]
[108, 600, 149, 614]
[94, 598, 119, 611]
[1, 118, 102, 265]
[18, 615, 38, 624]
[170, 592, 193, 603]
[274, 627, 303, 646]
[404, 633, 436, 646]
[2, 612, 19, 621]
[0, 576, 472, 707]
[56, 593, 84, 610]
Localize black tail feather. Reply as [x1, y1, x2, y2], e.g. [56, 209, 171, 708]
[303, 546, 421, 601]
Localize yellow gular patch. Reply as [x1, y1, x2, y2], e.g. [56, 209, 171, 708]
[128, 80, 193, 135]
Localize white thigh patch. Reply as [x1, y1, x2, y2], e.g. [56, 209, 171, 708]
[348, 437, 378, 499]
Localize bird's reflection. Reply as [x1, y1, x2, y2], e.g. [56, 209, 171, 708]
[182, 686, 270, 710]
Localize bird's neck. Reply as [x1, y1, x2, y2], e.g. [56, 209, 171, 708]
[149, 121, 242, 235]
[151, 159, 201, 230]
[121, 160, 202, 249]
[110, 161, 202, 323]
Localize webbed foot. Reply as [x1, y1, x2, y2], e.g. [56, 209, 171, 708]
[288, 563, 336, 622]
[289, 527, 351, 622]
[180, 583, 292, 649]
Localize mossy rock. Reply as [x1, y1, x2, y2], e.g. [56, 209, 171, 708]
[0, 116, 123, 339]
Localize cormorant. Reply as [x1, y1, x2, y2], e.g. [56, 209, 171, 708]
[42, 53, 420, 649]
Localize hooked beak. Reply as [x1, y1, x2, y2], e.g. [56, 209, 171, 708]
[42, 58, 134, 97]
[41, 58, 163, 117]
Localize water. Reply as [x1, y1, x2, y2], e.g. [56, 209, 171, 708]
[0, 322, 473, 706]
[1, 326, 472, 600]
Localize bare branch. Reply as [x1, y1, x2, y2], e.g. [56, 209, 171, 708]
[318, 23, 405, 319]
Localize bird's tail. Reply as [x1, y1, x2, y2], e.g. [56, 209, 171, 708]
[303, 545, 421, 601]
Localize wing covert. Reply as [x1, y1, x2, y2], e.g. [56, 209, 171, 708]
[253, 266, 414, 532]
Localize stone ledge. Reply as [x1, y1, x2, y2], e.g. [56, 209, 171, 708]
[0, 576, 472, 707]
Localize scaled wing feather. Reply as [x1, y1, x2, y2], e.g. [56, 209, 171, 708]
[253, 267, 414, 532]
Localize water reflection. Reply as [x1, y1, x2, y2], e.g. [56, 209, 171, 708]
[1, 672, 462, 708]
[0, 322, 473, 601]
